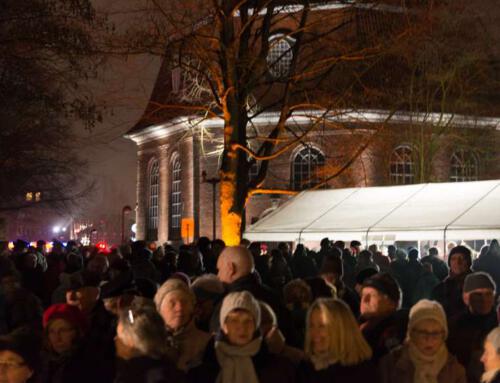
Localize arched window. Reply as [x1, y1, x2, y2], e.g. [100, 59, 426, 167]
[170, 156, 182, 239]
[147, 159, 159, 240]
[267, 33, 295, 79]
[291, 147, 325, 191]
[450, 150, 478, 182]
[390, 145, 415, 185]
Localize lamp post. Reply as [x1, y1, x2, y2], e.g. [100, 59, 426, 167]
[121, 205, 132, 244]
[202, 171, 220, 240]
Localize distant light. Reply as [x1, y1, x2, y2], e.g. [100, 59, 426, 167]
[62, 227, 67, 232]
[53, 226, 61, 234]
[131, 224, 137, 234]
[30, 242, 36, 248]
[8, 242, 14, 250]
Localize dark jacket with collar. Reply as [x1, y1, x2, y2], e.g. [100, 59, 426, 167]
[114, 356, 186, 383]
[296, 358, 377, 383]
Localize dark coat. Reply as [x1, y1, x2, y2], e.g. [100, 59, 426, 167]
[421, 255, 449, 281]
[360, 309, 409, 362]
[188, 338, 296, 383]
[432, 271, 471, 318]
[296, 359, 378, 383]
[41, 344, 107, 383]
[447, 309, 498, 383]
[114, 356, 186, 383]
[473, 254, 500, 292]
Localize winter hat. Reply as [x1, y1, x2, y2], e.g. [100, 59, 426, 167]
[0, 328, 42, 371]
[220, 291, 261, 327]
[68, 269, 101, 291]
[191, 274, 225, 301]
[355, 268, 378, 285]
[447, 245, 472, 268]
[154, 278, 195, 311]
[319, 253, 343, 276]
[43, 304, 88, 334]
[463, 272, 496, 293]
[363, 272, 401, 305]
[408, 299, 448, 339]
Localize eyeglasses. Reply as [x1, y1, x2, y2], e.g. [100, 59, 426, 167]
[0, 360, 26, 371]
[412, 329, 444, 340]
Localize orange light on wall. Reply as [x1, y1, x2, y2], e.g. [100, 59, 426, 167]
[181, 218, 195, 244]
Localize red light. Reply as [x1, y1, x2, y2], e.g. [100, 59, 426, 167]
[96, 241, 107, 251]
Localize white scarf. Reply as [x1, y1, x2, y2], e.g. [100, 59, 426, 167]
[215, 337, 261, 383]
[482, 369, 500, 383]
[408, 342, 448, 383]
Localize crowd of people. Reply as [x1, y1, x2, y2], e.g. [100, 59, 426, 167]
[1, 237, 500, 383]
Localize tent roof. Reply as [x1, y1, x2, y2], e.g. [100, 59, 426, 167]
[243, 180, 500, 243]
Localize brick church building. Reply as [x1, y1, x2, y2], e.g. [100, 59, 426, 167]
[126, 1, 500, 244]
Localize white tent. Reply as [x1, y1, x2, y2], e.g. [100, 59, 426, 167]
[243, 180, 500, 243]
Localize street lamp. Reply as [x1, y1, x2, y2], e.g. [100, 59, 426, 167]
[121, 205, 132, 244]
[202, 171, 220, 240]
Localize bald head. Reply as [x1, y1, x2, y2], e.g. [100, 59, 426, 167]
[217, 246, 255, 284]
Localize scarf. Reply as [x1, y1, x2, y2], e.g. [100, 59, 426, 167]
[215, 337, 261, 383]
[408, 342, 448, 383]
[482, 369, 500, 383]
[310, 352, 338, 371]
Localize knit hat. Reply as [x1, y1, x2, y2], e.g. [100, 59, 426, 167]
[67, 269, 101, 291]
[154, 278, 195, 310]
[43, 304, 88, 334]
[0, 328, 42, 371]
[363, 272, 401, 305]
[220, 291, 261, 327]
[408, 299, 448, 338]
[463, 272, 496, 293]
[355, 268, 378, 285]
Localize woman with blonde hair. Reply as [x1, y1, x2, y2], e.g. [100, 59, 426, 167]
[297, 298, 377, 383]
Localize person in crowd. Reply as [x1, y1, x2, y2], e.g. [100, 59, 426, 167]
[129, 241, 160, 283]
[359, 272, 408, 361]
[268, 248, 293, 291]
[216, 246, 297, 346]
[387, 245, 397, 262]
[480, 327, 500, 383]
[154, 278, 210, 371]
[354, 268, 378, 296]
[278, 242, 293, 265]
[379, 299, 466, 383]
[114, 305, 186, 383]
[421, 247, 449, 282]
[290, 244, 317, 280]
[315, 238, 332, 271]
[189, 291, 295, 383]
[473, 240, 500, 292]
[297, 298, 376, 383]
[350, 240, 362, 256]
[318, 250, 360, 318]
[433, 245, 473, 317]
[177, 245, 204, 279]
[406, 248, 423, 303]
[355, 250, 379, 275]
[447, 272, 498, 383]
[41, 303, 107, 383]
[0, 328, 41, 383]
[249, 242, 271, 286]
[64, 270, 115, 372]
[1, 270, 43, 333]
[342, 247, 357, 289]
[389, 248, 412, 308]
[283, 279, 313, 346]
[370, 244, 390, 272]
[411, 263, 440, 305]
[191, 274, 225, 333]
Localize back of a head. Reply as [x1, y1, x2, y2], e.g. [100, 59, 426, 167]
[220, 246, 254, 277]
[333, 241, 345, 250]
[428, 247, 439, 257]
[118, 306, 169, 359]
[408, 248, 419, 261]
[395, 248, 408, 261]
